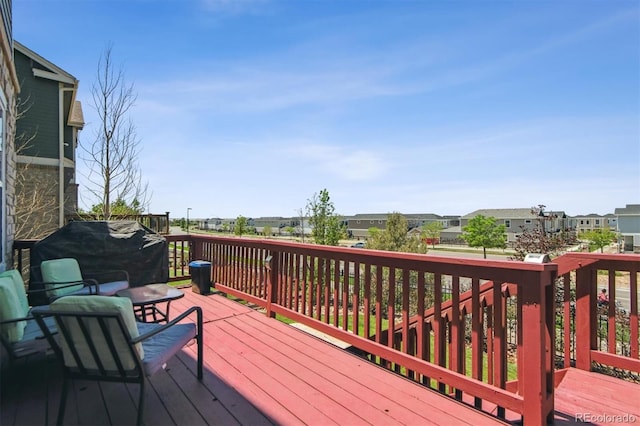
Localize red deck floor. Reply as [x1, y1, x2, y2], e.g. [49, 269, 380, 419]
[1, 288, 638, 425]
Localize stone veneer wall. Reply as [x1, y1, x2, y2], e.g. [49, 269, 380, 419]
[0, 32, 17, 268]
[14, 162, 60, 239]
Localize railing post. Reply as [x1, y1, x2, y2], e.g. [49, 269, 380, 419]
[12, 239, 37, 281]
[189, 235, 199, 264]
[575, 264, 596, 371]
[265, 251, 279, 319]
[520, 267, 556, 425]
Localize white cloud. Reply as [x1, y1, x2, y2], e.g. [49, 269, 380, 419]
[281, 142, 389, 181]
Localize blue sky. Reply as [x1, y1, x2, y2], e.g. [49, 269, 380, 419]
[14, 0, 640, 219]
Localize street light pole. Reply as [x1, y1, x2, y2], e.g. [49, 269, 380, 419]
[187, 208, 192, 234]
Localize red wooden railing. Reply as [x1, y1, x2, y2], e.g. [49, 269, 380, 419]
[13, 235, 640, 425]
[166, 234, 192, 281]
[554, 253, 639, 376]
[185, 235, 557, 424]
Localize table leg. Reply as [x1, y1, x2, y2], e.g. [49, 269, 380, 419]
[151, 304, 158, 322]
[166, 301, 172, 322]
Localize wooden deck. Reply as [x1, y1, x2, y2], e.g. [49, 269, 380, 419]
[2, 288, 639, 425]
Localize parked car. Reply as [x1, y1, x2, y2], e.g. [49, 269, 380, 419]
[351, 242, 365, 248]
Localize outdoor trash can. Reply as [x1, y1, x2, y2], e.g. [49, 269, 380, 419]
[189, 260, 212, 294]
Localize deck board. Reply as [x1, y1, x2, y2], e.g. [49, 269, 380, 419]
[233, 312, 490, 425]
[553, 368, 640, 424]
[1, 288, 637, 425]
[212, 316, 381, 425]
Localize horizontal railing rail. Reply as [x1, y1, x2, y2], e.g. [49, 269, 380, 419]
[64, 213, 171, 234]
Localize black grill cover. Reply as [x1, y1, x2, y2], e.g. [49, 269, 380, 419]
[30, 221, 168, 288]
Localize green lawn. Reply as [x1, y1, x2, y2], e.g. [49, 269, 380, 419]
[168, 279, 191, 287]
[277, 310, 518, 382]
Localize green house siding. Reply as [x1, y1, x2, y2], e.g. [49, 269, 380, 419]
[63, 90, 74, 160]
[15, 49, 61, 159]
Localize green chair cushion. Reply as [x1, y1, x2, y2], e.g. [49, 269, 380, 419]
[0, 270, 29, 317]
[41, 258, 85, 298]
[51, 296, 144, 370]
[0, 276, 27, 343]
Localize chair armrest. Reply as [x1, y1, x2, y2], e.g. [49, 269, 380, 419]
[0, 314, 35, 325]
[83, 270, 130, 284]
[0, 310, 54, 340]
[30, 305, 51, 315]
[132, 306, 203, 344]
[28, 280, 99, 294]
[0, 313, 40, 359]
[2, 306, 53, 326]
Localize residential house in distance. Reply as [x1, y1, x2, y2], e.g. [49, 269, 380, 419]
[347, 213, 389, 239]
[570, 213, 615, 234]
[346, 213, 447, 239]
[253, 216, 294, 235]
[198, 217, 223, 231]
[614, 204, 640, 252]
[218, 217, 253, 233]
[461, 208, 569, 244]
[0, 1, 19, 269]
[13, 41, 83, 239]
[440, 215, 461, 228]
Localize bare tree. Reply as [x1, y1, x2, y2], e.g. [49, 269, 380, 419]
[510, 204, 577, 260]
[296, 207, 306, 243]
[81, 45, 149, 218]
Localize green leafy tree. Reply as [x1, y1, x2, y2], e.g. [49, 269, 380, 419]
[235, 215, 248, 237]
[461, 215, 507, 259]
[367, 227, 380, 244]
[90, 198, 143, 216]
[367, 212, 427, 254]
[422, 221, 444, 248]
[306, 189, 346, 246]
[284, 226, 295, 238]
[582, 229, 617, 253]
[263, 225, 273, 238]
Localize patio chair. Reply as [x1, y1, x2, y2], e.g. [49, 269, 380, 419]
[29, 258, 129, 305]
[32, 295, 203, 426]
[0, 269, 60, 364]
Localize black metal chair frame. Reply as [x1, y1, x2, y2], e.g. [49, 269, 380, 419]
[33, 305, 203, 426]
[29, 263, 129, 306]
[0, 283, 88, 363]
